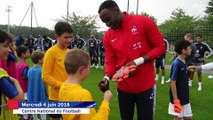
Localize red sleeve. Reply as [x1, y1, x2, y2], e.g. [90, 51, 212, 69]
[144, 17, 166, 59]
[103, 32, 116, 76]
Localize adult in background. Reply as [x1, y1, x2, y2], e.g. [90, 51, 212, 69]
[43, 35, 52, 52]
[15, 33, 25, 47]
[184, 33, 197, 87]
[155, 39, 169, 84]
[88, 33, 98, 68]
[98, 0, 166, 119]
[95, 35, 102, 69]
[99, 38, 105, 69]
[191, 35, 212, 91]
[25, 35, 34, 54]
[70, 33, 86, 49]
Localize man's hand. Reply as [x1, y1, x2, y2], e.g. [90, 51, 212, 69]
[112, 62, 137, 82]
[98, 77, 109, 93]
[174, 99, 184, 113]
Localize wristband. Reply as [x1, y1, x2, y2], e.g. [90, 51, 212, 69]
[104, 75, 110, 81]
[133, 57, 145, 66]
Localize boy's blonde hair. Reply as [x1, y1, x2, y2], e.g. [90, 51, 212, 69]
[31, 51, 44, 64]
[185, 33, 193, 39]
[64, 49, 90, 74]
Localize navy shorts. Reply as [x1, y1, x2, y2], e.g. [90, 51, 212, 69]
[117, 87, 154, 120]
[155, 57, 165, 69]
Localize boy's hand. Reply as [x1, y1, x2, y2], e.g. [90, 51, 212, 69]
[187, 66, 196, 72]
[174, 99, 184, 113]
[188, 66, 201, 72]
[104, 90, 113, 102]
[98, 78, 109, 93]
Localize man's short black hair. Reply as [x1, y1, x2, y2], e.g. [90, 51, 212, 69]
[195, 34, 202, 38]
[98, 0, 119, 14]
[174, 40, 191, 54]
[54, 21, 73, 36]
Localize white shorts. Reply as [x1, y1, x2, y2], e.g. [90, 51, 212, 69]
[168, 102, 193, 118]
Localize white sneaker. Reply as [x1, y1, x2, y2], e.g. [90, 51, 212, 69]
[208, 75, 213, 79]
[101, 66, 104, 69]
[188, 80, 192, 87]
[165, 79, 170, 83]
[155, 77, 158, 81]
[161, 80, 164, 84]
[90, 64, 95, 68]
[95, 65, 99, 69]
[198, 85, 202, 91]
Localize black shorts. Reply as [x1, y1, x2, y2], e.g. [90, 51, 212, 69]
[89, 49, 97, 58]
[117, 87, 154, 120]
[155, 57, 165, 69]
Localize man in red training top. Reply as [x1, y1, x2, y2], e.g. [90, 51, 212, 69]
[98, 0, 166, 120]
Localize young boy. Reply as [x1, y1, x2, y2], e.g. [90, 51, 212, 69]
[59, 49, 113, 120]
[16, 45, 30, 120]
[0, 29, 24, 120]
[27, 51, 48, 120]
[42, 21, 73, 120]
[16, 46, 30, 99]
[169, 40, 192, 120]
[0, 41, 17, 79]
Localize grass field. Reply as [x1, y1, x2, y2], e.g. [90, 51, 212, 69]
[84, 68, 213, 120]
[25, 53, 213, 120]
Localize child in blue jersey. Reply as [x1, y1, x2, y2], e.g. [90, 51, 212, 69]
[168, 40, 193, 120]
[27, 51, 48, 120]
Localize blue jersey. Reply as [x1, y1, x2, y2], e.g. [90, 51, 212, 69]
[27, 66, 48, 101]
[193, 42, 212, 63]
[169, 58, 189, 105]
[185, 42, 197, 66]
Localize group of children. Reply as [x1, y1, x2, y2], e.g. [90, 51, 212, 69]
[0, 21, 112, 120]
[0, 21, 212, 120]
[0, 32, 47, 120]
[41, 21, 112, 120]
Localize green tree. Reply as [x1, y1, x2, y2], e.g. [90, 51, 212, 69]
[159, 8, 195, 44]
[130, 11, 157, 24]
[60, 13, 99, 39]
[0, 24, 54, 38]
[170, 8, 187, 19]
[205, 0, 213, 15]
